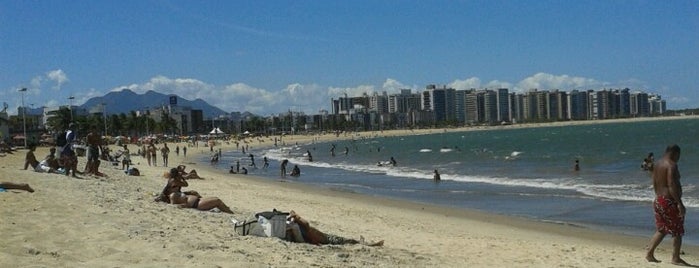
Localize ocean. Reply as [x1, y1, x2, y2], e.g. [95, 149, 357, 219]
[207, 118, 699, 244]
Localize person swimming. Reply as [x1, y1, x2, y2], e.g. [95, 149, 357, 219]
[290, 165, 301, 177]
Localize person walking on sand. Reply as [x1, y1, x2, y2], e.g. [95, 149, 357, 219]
[85, 126, 102, 175]
[182, 146, 187, 158]
[121, 144, 131, 170]
[149, 142, 157, 166]
[161, 143, 170, 167]
[645, 144, 689, 266]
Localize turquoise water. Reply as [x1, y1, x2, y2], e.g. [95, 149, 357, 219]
[213, 118, 699, 244]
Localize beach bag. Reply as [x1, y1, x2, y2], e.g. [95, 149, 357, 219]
[257, 210, 289, 238]
[233, 214, 266, 237]
[233, 209, 289, 238]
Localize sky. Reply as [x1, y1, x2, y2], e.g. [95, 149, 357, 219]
[1, 0, 697, 116]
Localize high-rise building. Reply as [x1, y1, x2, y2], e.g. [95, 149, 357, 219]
[369, 92, 389, 114]
[510, 93, 524, 123]
[422, 85, 456, 123]
[454, 90, 467, 123]
[569, 90, 589, 120]
[496, 88, 510, 122]
[465, 90, 480, 124]
[618, 88, 631, 117]
[483, 90, 498, 124]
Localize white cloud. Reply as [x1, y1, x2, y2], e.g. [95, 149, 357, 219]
[46, 69, 69, 90]
[448, 77, 481, 90]
[327, 85, 376, 98]
[515, 72, 606, 92]
[112, 76, 334, 115]
[484, 80, 513, 90]
[382, 78, 409, 93]
[30, 76, 43, 89]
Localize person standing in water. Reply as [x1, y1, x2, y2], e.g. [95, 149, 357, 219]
[280, 159, 289, 177]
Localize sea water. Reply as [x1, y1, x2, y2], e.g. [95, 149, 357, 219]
[207, 118, 699, 244]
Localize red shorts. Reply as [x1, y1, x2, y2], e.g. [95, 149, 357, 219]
[654, 195, 684, 236]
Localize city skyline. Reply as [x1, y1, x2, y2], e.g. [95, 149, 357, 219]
[331, 86, 666, 128]
[1, 1, 697, 116]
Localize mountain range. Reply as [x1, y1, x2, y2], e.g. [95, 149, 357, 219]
[80, 89, 231, 117]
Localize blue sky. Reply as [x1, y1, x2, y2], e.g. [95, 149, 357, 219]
[1, 0, 697, 115]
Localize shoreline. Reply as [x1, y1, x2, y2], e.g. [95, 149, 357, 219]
[2, 115, 698, 266]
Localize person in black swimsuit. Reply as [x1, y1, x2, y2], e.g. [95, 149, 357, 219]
[159, 168, 234, 214]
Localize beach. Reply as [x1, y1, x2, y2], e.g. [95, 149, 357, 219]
[2, 116, 699, 267]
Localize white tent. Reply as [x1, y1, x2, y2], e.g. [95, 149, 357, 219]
[209, 127, 225, 134]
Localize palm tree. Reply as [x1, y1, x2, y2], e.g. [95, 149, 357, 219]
[45, 107, 73, 132]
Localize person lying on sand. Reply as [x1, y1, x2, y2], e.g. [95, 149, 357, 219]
[157, 168, 233, 214]
[156, 168, 200, 202]
[286, 210, 383, 246]
[0, 182, 34, 193]
[177, 165, 203, 180]
[0, 140, 14, 154]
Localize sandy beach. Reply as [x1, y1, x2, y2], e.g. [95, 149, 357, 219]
[2, 116, 699, 267]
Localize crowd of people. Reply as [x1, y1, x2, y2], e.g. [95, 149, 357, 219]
[15, 125, 694, 259]
[12, 127, 389, 250]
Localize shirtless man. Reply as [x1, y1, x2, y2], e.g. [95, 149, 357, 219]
[23, 145, 39, 170]
[645, 144, 689, 266]
[85, 127, 102, 175]
[160, 143, 170, 167]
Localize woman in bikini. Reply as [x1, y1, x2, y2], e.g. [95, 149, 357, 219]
[177, 165, 202, 180]
[159, 168, 234, 214]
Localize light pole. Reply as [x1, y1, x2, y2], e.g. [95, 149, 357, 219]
[18, 88, 27, 148]
[102, 103, 107, 136]
[68, 96, 75, 122]
[145, 112, 150, 136]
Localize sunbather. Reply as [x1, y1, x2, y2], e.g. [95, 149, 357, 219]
[0, 182, 34, 193]
[177, 165, 202, 179]
[158, 168, 233, 214]
[286, 210, 383, 246]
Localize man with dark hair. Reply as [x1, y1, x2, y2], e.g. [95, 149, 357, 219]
[646, 144, 689, 265]
[85, 126, 102, 175]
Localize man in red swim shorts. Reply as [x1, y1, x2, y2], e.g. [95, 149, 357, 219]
[646, 144, 688, 266]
